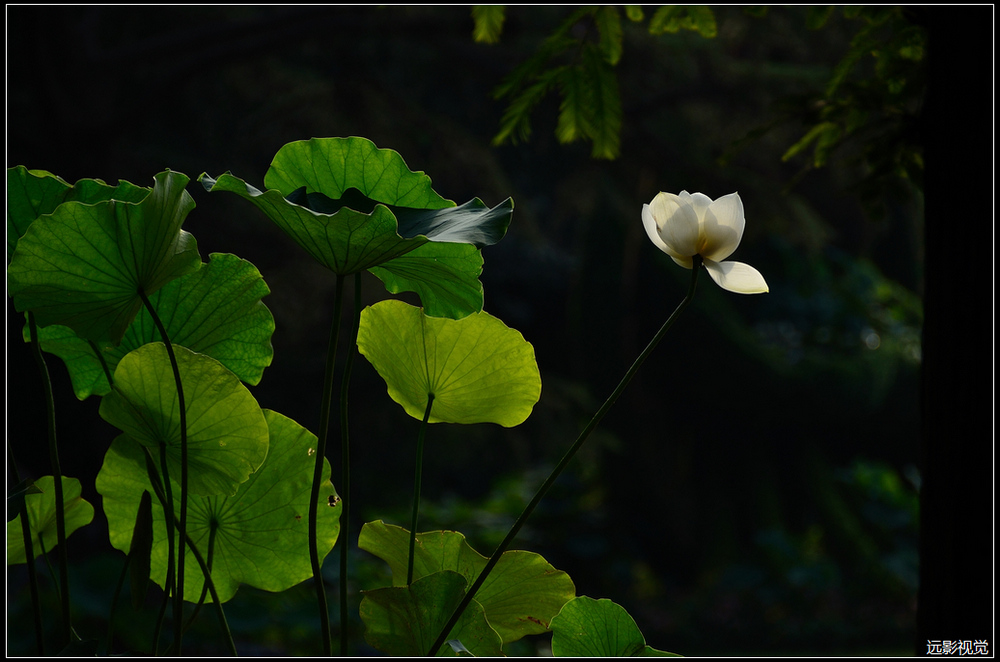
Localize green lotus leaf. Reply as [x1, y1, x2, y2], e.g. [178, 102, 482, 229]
[199, 136, 513, 319]
[198, 173, 427, 274]
[7, 476, 94, 565]
[7, 166, 71, 262]
[263, 136, 452, 209]
[360, 570, 503, 657]
[25, 252, 275, 399]
[6, 166, 148, 262]
[286, 186, 512, 249]
[356, 300, 541, 426]
[360, 520, 575, 644]
[99, 343, 268, 496]
[97, 409, 341, 603]
[549, 596, 682, 657]
[7, 170, 201, 345]
[198, 174, 503, 319]
[368, 241, 486, 320]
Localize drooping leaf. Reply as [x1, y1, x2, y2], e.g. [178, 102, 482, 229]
[360, 570, 503, 657]
[293, 187, 511, 249]
[556, 65, 597, 145]
[595, 6, 624, 65]
[7, 170, 201, 345]
[201, 173, 426, 273]
[471, 5, 506, 44]
[97, 409, 341, 603]
[549, 596, 682, 657]
[356, 300, 541, 427]
[367, 242, 487, 321]
[581, 44, 623, 160]
[360, 520, 575, 644]
[99, 343, 269, 497]
[27, 252, 275, 399]
[7, 476, 94, 565]
[200, 137, 513, 319]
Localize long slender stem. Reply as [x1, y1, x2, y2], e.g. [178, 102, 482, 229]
[339, 272, 362, 656]
[183, 533, 236, 655]
[311, 274, 346, 656]
[26, 311, 71, 647]
[141, 447, 235, 655]
[139, 289, 188, 655]
[9, 450, 44, 655]
[407, 394, 436, 586]
[427, 257, 702, 656]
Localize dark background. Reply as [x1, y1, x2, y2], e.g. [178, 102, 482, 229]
[6, 5, 992, 656]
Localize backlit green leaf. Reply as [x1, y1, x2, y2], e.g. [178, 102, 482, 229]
[200, 137, 512, 319]
[97, 409, 340, 603]
[360, 520, 575, 644]
[7, 476, 94, 565]
[27, 252, 275, 399]
[7, 170, 201, 345]
[99, 343, 268, 496]
[264, 136, 452, 209]
[360, 570, 503, 657]
[550, 596, 682, 657]
[356, 300, 541, 427]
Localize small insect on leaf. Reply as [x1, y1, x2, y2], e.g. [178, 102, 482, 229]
[328, 495, 341, 507]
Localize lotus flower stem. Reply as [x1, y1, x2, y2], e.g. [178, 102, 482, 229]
[427, 256, 702, 656]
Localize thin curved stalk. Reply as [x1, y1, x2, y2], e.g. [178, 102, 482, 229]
[139, 289, 189, 654]
[26, 312, 71, 646]
[88, 339, 114, 389]
[105, 551, 130, 655]
[9, 451, 44, 655]
[427, 257, 702, 656]
[407, 394, 436, 586]
[311, 274, 346, 656]
[339, 272, 362, 656]
[141, 447, 237, 656]
[152, 443, 177, 656]
[181, 529, 236, 656]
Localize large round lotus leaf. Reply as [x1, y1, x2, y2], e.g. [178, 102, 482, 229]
[7, 476, 94, 565]
[199, 137, 513, 320]
[549, 596, 681, 657]
[356, 300, 541, 427]
[263, 136, 452, 208]
[26, 252, 275, 399]
[360, 520, 574, 644]
[360, 570, 503, 657]
[99, 343, 268, 496]
[7, 170, 201, 345]
[97, 410, 341, 603]
[6, 166, 148, 262]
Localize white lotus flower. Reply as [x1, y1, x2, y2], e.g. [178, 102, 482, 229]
[642, 190, 769, 294]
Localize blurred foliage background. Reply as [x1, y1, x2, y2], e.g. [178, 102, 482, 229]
[6, 5, 956, 656]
